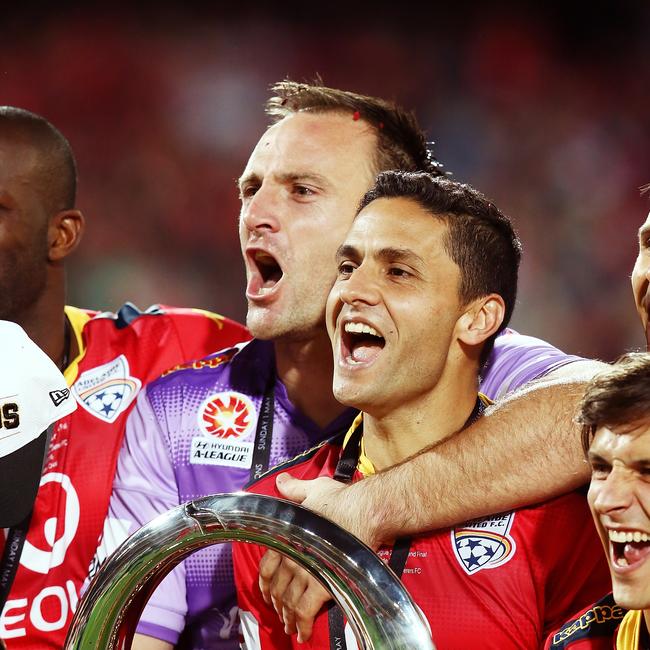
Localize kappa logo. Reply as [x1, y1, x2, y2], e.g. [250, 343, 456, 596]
[452, 512, 517, 575]
[72, 355, 141, 423]
[49, 388, 70, 407]
[198, 391, 255, 439]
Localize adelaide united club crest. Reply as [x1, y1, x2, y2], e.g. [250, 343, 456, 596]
[451, 512, 517, 575]
[72, 355, 141, 423]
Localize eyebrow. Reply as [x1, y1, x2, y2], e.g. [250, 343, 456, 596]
[336, 243, 425, 266]
[238, 171, 329, 189]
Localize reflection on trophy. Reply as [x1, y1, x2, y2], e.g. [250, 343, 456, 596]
[65, 493, 435, 649]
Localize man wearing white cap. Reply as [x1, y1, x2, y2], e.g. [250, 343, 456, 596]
[0, 321, 76, 629]
[0, 108, 247, 649]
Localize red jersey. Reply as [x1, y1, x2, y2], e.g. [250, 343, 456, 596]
[0, 303, 248, 649]
[543, 593, 629, 649]
[233, 418, 611, 650]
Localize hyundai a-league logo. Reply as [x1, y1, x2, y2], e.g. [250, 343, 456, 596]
[72, 355, 141, 423]
[452, 512, 517, 575]
[198, 391, 255, 439]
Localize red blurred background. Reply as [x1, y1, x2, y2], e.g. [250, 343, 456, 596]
[2, 1, 648, 361]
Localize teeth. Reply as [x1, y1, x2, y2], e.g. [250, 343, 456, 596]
[254, 251, 277, 265]
[609, 530, 650, 543]
[344, 322, 381, 337]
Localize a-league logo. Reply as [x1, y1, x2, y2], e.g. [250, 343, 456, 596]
[197, 391, 255, 439]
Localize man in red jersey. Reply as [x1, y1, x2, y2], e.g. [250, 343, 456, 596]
[233, 171, 609, 649]
[0, 107, 248, 649]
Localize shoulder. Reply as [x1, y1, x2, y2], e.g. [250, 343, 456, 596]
[545, 593, 625, 649]
[146, 339, 264, 394]
[481, 328, 584, 399]
[82, 302, 241, 332]
[245, 432, 346, 495]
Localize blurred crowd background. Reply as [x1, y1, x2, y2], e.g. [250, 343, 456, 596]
[3, 1, 649, 362]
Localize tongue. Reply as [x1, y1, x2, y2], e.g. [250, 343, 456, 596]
[624, 542, 650, 564]
[351, 342, 382, 363]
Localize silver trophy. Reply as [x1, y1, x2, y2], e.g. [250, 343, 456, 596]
[65, 493, 435, 649]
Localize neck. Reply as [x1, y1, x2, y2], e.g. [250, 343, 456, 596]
[14, 271, 73, 370]
[274, 329, 346, 428]
[363, 355, 479, 472]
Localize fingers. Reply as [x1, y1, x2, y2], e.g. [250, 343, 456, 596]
[275, 473, 308, 502]
[259, 550, 282, 605]
[259, 552, 333, 643]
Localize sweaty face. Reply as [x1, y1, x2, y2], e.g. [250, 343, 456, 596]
[588, 423, 650, 610]
[631, 212, 650, 350]
[326, 197, 464, 417]
[0, 137, 50, 322]
[238, 112, 377, 341]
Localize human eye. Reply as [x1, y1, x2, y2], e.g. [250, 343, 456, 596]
[337, 261, 357, 278]
[589, 459, 611, 480]
[292, 184, 316, 198]
[387, 266, 412, 279]
[238, 182, 259, 201]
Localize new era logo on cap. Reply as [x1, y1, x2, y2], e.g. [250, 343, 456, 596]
[49, 388, 71, 407]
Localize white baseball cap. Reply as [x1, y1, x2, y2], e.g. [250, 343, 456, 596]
[0, 320, 77, 527]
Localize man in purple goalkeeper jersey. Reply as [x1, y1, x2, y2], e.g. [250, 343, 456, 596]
[104, 81, 605, 649]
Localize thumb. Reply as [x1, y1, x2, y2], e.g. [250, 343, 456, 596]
[275, 473, 307, 503]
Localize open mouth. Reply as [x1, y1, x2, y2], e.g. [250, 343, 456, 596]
[341, 321, 386, 365]
[610, 529, 650, 568]
[248, 250, 283, 297]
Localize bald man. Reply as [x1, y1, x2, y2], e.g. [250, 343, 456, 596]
[0, 108, 248, 648]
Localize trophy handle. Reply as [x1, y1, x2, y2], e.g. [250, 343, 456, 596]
[65, 493, 435, 649]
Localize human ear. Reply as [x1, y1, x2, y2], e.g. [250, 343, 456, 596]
[48, 209, 85, 262]
[456, 294, 506, 347]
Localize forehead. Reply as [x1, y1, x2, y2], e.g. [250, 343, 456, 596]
[0, 135, 41, 184]
[591, 421, 650, 458]
[347, 197, 451, 259]
[242, 111, 377, 181]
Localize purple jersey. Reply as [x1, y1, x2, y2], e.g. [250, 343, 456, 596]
[102, 331, 582, 648]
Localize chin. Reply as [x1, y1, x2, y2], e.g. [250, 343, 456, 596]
[613, 582, 650, 611]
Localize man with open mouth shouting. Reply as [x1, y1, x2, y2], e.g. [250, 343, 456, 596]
[103, 81, 606, 649]
[545, 353, 650, 650]
[234, 170, 609, 649]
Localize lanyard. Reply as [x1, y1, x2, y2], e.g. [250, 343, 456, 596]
[249, 375, 276, 483]
[328, 418, 413, 648]
[327, 398, 486, 648]
[0, 423, 54, 614]
[0, 512, 32, 615]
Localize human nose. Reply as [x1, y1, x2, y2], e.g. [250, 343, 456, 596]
[591, 466, 635, 516]
[240, 184, 281, 235]
[338, 264, 381, 307]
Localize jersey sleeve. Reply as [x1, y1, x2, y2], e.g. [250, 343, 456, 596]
[233, 540, 293, 650]
[543, 593, 623, 649]
[102, 389, 188, 645]
[480, 329, 584, 401]
[162, 306, 249, 365]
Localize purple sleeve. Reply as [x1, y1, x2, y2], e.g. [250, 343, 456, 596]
[103, 389, 187, 644]
[480, 329, 584, 401]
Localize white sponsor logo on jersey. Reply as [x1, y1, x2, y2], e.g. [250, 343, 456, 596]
[72, 355, 141, 423]
[451, 512, 517, 575]
[20, 473, 80, 574]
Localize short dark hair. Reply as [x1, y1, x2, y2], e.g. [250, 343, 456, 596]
[579, 352, 650, 455]
[358, 171, 522, 361]
[0, 106, 77, 213]
[266, 80, 445, 177]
